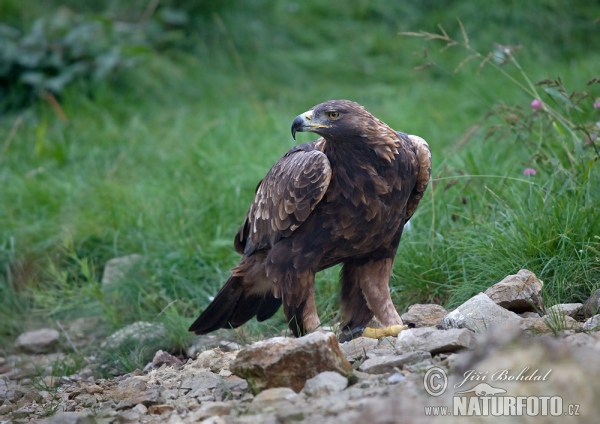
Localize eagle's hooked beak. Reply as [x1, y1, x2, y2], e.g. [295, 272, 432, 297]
[291, 110, 329, 140]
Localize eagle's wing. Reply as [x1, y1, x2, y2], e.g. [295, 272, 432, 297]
[235, 145, 332, 256]
[404, 134, 431, 221]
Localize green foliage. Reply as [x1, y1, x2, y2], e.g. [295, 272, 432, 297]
[0, 6, 190, 110]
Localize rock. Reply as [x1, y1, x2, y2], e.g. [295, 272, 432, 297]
[102, 254, 142, 286]
[582, 289, 600, 318]
[148, 404, 174, 414]
[547, 303, 583, 319]
[37, 412, 98, 424]
[144, 349, 183, 371]
[112, 378, 160, 409]
[521, 315, 581, 334]
[358, 351, 431, 374]
[442, 292, 521, 333]
[219, 340, 241, 352]
[519, 317, 552, 334]
[396, 327, 476, 354]
[14, 329, 60, 354]
[387, 372, 405, 384]
[484, 269, 543, 312]
[187, 401, 232, 421]
[231, 332, 353, 393]
[583, 314, 600, 332]
[192, 348, 237, 373]
[338, 337, 378, 362]
[0, 402, 14, 415]
[101, 322, 171, 372]
[400, 304, 448, 327]
[102, 321, 169, 350]
[16, 390, 43, 408]
[86, 385, 104, 394]
[248, 387, 303, 413]
[117, 409, 140, 423]
[180, 370, 222, 398]
[301, 371, 348, 397]
[132, 403, 148, 414]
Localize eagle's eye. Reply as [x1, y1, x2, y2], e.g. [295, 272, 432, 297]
[325, 111, 340, 120]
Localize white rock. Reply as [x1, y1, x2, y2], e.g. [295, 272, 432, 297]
[396, 327, 476, 354]
[248, 387, 303, 412]
[15, 329, 60, 354]
[442, 293, 521, 333]
[400, 304, 448, 327]
[547, 303, 583, 319]
[358, 351, 431, 374]
[301, 371, 348, 397]
[338, 337, 378, 362]
[484, 269, 543, 312]
[583, 314, 600, 332]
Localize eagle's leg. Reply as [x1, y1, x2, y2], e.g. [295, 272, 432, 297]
[267, 242, 321, 337]
[338, 260, 375, 342]
[355, 258, 407, 339]
[279, 275, 320, 337]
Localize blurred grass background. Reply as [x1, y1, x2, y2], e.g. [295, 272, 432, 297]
[0, 0, 599, 359]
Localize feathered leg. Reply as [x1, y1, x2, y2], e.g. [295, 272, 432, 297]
[341, 258, 406, 340]
[267, 241, 321, 337]
[339, 260, 375, 341]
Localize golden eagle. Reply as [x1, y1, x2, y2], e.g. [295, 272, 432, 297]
[189, 100, 431, 340]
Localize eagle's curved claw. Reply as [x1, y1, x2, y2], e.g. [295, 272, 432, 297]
[338, 326, 366, 343]
[362, 324, 408, 339]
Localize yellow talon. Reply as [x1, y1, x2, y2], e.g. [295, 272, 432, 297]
[362, 324, 408, 339]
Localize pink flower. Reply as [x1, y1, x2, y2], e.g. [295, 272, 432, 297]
[594, 101, 600, 109]
[523, 168, 536, 176]
[531, 99, 543, 111]
[585, 134, 598, 145]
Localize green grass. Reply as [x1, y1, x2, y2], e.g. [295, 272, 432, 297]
[0, 1, 599, 369]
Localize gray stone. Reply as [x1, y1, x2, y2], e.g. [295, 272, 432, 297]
[14, 329, 60, 354]
[547, 303, 583, 319]
[358, 351, 431, 374]
[582, 289, 600, 318]
[192, 347, 237, 373]
[37, 412, 98, 424]
[180, 370, 222, 397]
[187, 401, 233, 421]
[101, 322, 170, 372]
[338, 337, 378, 362]
[583, 314, 600, 332]
[301, 371, 348, 397]
[484, 269, 543, 312]
[519, 317, 552, 334]
[442, 292, 521, 333]
[231, 332, 352, 393]
[400, 304, 448, 327]
[387, 372, 405, 384]
[102, 254, 142, 286]
[396, 327, 476, 354]
[117, 409, 140, 423]
[248, 387, 303, 413]
[143, 349, 183, 371]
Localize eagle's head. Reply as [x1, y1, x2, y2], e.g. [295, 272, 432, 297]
[291, 99, 379, 141]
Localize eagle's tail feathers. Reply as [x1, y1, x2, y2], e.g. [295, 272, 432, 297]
[188, 276, 282, 335]
[188, 275, 243, 335]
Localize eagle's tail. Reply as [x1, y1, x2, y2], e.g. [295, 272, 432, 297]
[188, 274, 282, 335]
